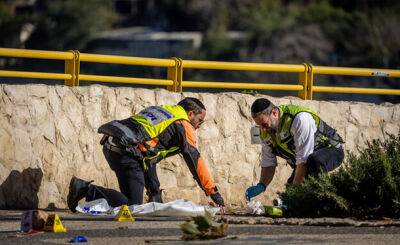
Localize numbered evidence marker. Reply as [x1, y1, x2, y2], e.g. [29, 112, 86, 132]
[114, 205, 135, 222]
[44, 213, 67, 232]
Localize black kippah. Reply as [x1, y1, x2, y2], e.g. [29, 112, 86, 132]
[251, 98, 271, 114]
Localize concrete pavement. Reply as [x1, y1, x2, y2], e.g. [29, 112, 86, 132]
[1, 210, 400, 244]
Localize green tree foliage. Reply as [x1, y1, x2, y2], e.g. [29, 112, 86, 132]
[281, 133, 400, 218]
[151, 0, 213, 31]
[26, 0, 116, 50]
[200, 1, 233, 59]
[340, 9, 400, 67]
[173, 0, 399, 68]
[3, 0, 399, 68]
[0, 3, 30, 47]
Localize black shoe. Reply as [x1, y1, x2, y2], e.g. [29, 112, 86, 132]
[67, 176, 93, 213]
[147, 189, 163, 203]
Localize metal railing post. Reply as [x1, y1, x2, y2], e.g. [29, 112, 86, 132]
[73, 50, 80, 86]
[306, 64, 314, 100]
[298, 63, 308, 99]
[64, 50, 80, 86]
[176, 58, 183, 92]
[64, 50, 75, 86]
[167, 57, 179, 92]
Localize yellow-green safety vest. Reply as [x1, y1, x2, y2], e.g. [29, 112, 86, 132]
[260, 105, 341, 167]
[132, 105, 190, 169]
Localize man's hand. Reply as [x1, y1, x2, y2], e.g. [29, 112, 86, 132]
[210, 192, 225, 207]
[245, 183, 266, 201]
[210, 192, 225, 214]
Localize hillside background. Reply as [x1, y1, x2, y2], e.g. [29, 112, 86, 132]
[0, 0, 399, 103]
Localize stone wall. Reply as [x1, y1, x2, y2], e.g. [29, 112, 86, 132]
[0, 84, 399, 209]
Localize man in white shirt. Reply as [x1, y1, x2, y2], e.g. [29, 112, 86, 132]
[245, 98, 344, 201]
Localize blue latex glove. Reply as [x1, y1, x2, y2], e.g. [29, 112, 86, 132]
[245, 183, 266, 201]
[69, 235, 88, 243]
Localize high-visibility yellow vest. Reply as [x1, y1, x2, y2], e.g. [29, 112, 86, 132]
[132, 105, 189, 138]
[132, 105, 190, 169]
[260, 105, 342, 167]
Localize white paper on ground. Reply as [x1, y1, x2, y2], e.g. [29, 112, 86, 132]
[112, 199, 220, 217]
[76, 199, 219, 217]
[246, 200, 265, 215]
[76, 198, 111, 215]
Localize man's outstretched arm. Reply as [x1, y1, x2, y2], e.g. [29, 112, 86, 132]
[292, 162, 307, 185]
[176, 120, 224, 207]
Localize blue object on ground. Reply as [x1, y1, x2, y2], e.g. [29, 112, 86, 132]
[69, 235, 88, 243]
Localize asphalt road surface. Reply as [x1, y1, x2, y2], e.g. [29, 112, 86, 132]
[1, 210, 399, 244]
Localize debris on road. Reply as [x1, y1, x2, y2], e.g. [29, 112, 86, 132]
[69, 235, 88, 243]
[20, 210, 48, 233]
[243, 200, 283, 217]
[180, 210, 228, 240]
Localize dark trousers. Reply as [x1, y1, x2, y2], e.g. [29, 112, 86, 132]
[287, 146, 344, 184]
[85, 146, 160, 207]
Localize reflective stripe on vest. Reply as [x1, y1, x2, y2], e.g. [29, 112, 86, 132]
[132, 105, 190, 169]
[132, 105, 189, 138]
[142, 146, 180, 171]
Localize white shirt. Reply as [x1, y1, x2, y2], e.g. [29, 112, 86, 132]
[260, 112, 317, 167]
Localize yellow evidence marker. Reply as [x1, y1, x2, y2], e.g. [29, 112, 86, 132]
[43, 213, 67, 232]
[114, 205, 135, 222]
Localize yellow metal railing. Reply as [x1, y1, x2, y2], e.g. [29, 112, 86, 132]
[307, 65, 400, 99]
[78, 52, 176, 88]
[0, 47, 399, 100]
[176, 59, 308, 98]
[0, 48, 76, 85]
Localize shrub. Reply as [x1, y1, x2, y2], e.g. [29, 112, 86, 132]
[281, 133, 400, 218]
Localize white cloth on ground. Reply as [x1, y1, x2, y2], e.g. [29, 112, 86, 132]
[76, 198, 220, 217]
